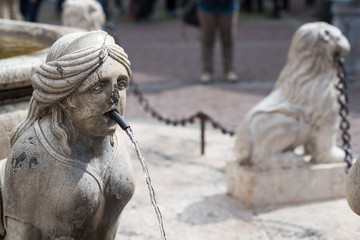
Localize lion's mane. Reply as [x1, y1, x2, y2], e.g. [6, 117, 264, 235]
[274, 22, 339, 123]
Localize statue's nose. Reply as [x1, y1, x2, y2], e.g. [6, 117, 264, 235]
[107, 84, 120, 105]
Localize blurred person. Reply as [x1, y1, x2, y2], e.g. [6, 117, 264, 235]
[305, 0, 315, 7]
[135, 0, 157, 22]
[317, 0, 332, 22]
[128, 0, 137, 20]
[197, 0, 240, 83]
[55, 0, 65, 16]
[20, 0, 44, 22]
[241, 0, 263, 13]
[97, 0, 109, 17]
[331, 0, 360, 81]
[271, 0, 289, 18]
[166, 0, 177, 16]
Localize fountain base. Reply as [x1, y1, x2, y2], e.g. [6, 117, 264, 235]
[226, 161, 347, 208]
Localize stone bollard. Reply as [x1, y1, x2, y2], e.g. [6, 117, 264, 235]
[227, 22, 350, 208]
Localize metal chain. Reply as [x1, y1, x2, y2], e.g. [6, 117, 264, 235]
[129, 63, 354, 164]
[128, 78, 235, 154]
[334, 57, 353, 172]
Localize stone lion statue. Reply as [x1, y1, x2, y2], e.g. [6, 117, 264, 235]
[234, 22, 350, 171]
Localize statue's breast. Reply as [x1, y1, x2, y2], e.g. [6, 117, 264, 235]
[43, 142, 135, 237]
[3, 124, 135, 239]
[102, 151, 136, 211]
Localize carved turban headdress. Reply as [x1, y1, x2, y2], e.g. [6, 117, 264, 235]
[11, 30, 131, 146]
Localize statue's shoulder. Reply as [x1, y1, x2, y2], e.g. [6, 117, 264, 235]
[9, 124, 40, 158]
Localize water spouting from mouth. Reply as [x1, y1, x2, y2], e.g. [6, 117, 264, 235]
[108, 111, 167, 240]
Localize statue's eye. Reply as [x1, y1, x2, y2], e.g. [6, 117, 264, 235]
[118, 79, 127, 90]
[91, 82, 104, 93]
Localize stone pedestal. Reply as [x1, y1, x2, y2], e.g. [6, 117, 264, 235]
[226, 161, 347, 208]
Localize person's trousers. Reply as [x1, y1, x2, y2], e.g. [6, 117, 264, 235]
[197, 9, 238, 74]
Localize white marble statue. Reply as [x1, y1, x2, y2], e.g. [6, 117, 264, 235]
[0, 31, 135, 239]
[234, 22, 350, 171]
[61, 0, 106, 31]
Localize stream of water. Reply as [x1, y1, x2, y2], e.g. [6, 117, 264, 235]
[125, 127, 167, 240]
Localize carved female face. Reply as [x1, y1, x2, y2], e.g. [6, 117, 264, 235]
[63, 57, 129, 137]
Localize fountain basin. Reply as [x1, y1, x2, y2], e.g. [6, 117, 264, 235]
[0, 19, 82, 96]
[0, 19, 83, 157]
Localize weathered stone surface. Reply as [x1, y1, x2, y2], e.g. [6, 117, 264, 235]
[346, 158, 360, 215]
[0, 110, 27, 159]
[234, 22, 350, 171]
[62, 0, 105, 31]
[226, 161, 347, 208]
[1, 31, 134, 239]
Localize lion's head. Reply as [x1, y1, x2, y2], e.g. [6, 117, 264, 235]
[288, 22, 350, 62]
[274, 22, 350, 114]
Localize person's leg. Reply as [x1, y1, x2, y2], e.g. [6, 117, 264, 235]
[241, 0, 252, 12]
[282, 0, 289, 10]
[20, 0, 28, 19]
[198, 9, 217, 82]
[257, 0, 263, 12]
[28, 0, 43, 22]
[135, 0, 149, 21]
[166, 0, 176, 15]
[271, 0, 280, 18]
[55, 0, 65, 16]
[219, 11, 238, 82]
[150, 0, 158, 17]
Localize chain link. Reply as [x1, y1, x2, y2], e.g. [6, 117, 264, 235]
[334, 57, 353, 172]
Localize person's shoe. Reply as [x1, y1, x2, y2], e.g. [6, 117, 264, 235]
[200, 72, 212, 83]
[225, 71, 238, 82]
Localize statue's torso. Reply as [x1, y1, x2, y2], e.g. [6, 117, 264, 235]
[3, 120, 135, 239]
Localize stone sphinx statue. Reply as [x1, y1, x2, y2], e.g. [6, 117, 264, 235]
[0, 31, 135, 239]
[234, 22, 350, 171]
